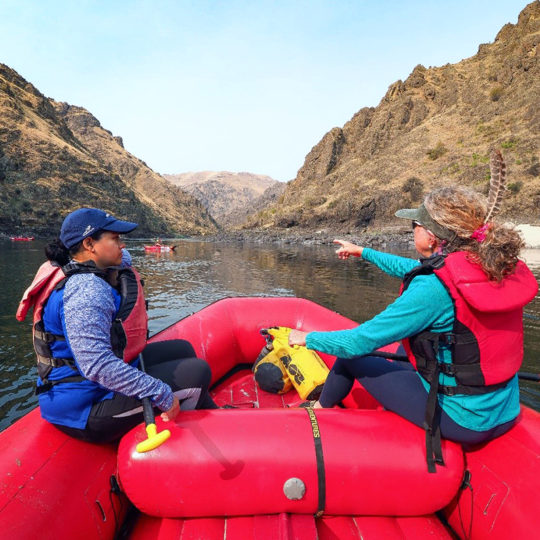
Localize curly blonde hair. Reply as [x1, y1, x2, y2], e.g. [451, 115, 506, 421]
[424, 186, 524, 281]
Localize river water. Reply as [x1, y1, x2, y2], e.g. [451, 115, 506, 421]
[1, 238, 539, 431]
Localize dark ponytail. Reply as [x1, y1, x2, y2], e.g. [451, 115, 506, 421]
[45, 231, 105, 266]
[45, 238, 70, 266]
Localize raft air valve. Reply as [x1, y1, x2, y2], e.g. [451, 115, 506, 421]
[283, 477, 306, 500]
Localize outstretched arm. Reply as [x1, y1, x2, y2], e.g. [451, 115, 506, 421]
[333, 240, 418, 279]
[305, 273, 453, 358]
[334, 239, 364, 259]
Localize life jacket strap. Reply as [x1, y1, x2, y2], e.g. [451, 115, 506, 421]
[34, 324, 65, 344]
[36, 355, 77, 369]
[423, 340, 445, 473]
[437, 378, 511, 396]
[62, 261, 108, 279]
[402, 254, 446, 291]
[412, 329, 494, 390]
[35, 375, 86, 395]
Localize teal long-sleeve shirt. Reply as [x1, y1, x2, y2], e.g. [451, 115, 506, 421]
[305, 248, 520, 431]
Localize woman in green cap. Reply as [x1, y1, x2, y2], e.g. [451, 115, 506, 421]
[288, 183, 538, 471]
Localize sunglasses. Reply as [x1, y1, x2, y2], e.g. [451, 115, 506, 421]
[412, 221, 421, 230]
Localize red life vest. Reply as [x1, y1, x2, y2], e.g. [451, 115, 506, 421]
[399, 251, 538, 472]
[17, 260, 148, 384]
[401, 251, 538, 391]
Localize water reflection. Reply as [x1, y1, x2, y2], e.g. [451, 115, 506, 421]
[135, 241, 401, 335]
[0, 241, 47, 430]
[1, 238, 539, 431]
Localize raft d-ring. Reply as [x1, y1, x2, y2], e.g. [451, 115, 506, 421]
[283, 477, 306, 500]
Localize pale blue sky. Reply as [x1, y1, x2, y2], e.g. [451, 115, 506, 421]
[0, 1, 529, 181]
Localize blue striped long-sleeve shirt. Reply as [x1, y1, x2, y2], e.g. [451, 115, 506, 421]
[62, 273, 173, 409]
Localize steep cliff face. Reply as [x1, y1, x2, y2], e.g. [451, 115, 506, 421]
[0, 64, 217, 236]
[164, 171, 280, 227]
[247, 2, 540, 231]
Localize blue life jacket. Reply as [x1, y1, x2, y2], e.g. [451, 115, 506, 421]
[37, 277, 121, 428]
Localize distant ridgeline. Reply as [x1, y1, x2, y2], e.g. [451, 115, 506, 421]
[0, 64, 217, 236]
[163, 171, 286, 229]
[246, 1, 540, 232]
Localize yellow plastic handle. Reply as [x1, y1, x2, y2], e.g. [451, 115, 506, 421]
[268, 326, 302, 349]
[136, 423, 171, 453]
[267, 326, 291, 342]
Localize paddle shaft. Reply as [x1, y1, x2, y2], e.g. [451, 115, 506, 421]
[138, 353, 156, 426]
[369, 352, 539, 382]
[135, 352, 171, 453]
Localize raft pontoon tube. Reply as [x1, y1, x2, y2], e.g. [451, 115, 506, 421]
[118, 408, 464, 518]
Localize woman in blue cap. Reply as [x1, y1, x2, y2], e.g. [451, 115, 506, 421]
[19, 207, 218, 443]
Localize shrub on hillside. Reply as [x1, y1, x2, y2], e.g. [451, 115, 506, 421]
[402, 177, 424, 201]
[526, 162, 539, 177]
[507, 181, 523, 194]
[501, 139, 517, 149]
[426, 142, 447, 160]
[489, 86, 503, 101]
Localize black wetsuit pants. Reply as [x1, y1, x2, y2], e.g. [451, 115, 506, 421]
[319, 351, 516, 447]
[53, 339, 218, 443]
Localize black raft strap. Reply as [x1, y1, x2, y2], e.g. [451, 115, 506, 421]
[305, 407, 326, 518]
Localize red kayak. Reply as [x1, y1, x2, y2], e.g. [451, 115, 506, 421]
[10, 236, 34, 241]
[143, 244, 175, 253]
[1, 297, 539, 539]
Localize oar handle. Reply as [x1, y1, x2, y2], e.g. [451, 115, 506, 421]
[138, 353, 157, 426]
[136, 353, 171, 453]
[142, 394, 155, 426]
[518, 372, 540, 382]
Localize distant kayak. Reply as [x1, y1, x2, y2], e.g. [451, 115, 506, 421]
[144, 244, 175, 253]
[10, 236, 34, 241]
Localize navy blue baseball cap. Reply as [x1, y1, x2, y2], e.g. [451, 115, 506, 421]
[60, 208, 138, 249]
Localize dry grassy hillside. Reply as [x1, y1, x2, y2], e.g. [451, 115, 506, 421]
[0, 64, 217, 236]
[247, 1, 540, 232]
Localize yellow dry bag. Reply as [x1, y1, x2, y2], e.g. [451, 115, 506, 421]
[252, 345, 293, 394]
[265, 327, 329, 400]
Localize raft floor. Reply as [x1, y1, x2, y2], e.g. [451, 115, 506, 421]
[129, 368, 454, 540]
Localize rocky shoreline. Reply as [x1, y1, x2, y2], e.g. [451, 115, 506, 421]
[197, 227, 416, 250]
[197, 222, 540, 250]
[4, 224, 538, 249]
[0, 228, 414, 249]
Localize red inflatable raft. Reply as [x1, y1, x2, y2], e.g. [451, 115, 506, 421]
[1, 297, 539, 540]
[143, 244, 175, 253]
[10, 236, 34, 241]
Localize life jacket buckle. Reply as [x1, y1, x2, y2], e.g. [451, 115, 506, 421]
[439, 362, 456, 376]
[44, 332, 57, 344]
[439, 333, 456, 345]
[38, 357, 60, 368]
[441, 385, 457, 396]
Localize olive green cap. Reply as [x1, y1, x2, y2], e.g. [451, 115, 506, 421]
[395, 204, 456, 242]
